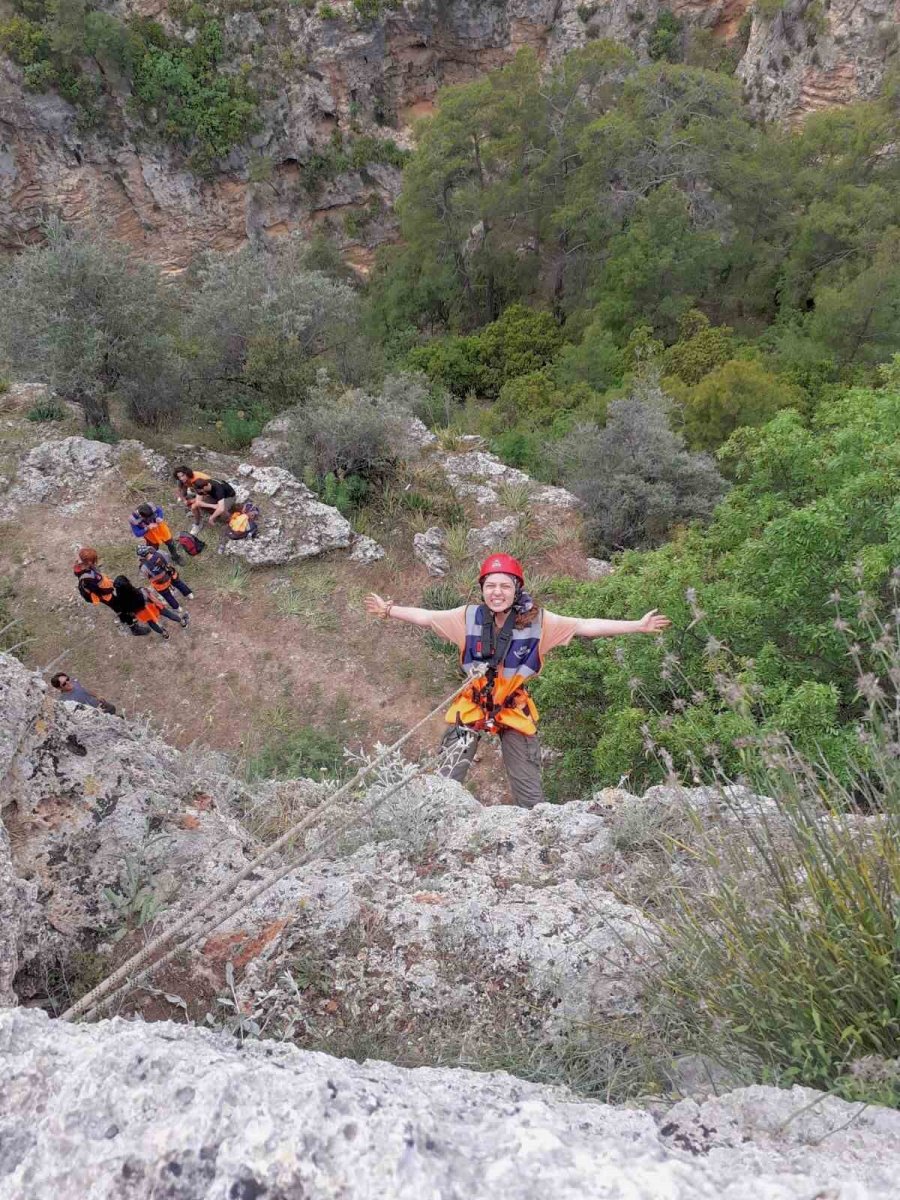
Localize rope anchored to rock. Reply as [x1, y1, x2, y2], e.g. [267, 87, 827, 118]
[61, 667, 488, 1024]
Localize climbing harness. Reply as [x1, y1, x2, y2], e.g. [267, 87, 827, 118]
[446, 604, 543, 737]
[61, 667, 488, 1024]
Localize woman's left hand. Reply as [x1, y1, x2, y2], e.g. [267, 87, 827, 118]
[638, 609, 671, 634]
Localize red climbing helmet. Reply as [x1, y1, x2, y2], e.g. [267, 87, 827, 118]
[478, 553, 524, 586]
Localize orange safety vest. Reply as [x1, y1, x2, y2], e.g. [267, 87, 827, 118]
[74, 564, 115, 605]
[144, 520, 172, 546]
[229, 510, 251, 535]
[445, 605, 543, 736]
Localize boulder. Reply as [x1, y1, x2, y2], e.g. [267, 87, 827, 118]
[2, 1008, 900, 1199]
[413, 526, 449, 576]
[220, 462, 354, 567]
[349, 533, 386, 565]
[466, 515, 520, 552]
[437, 449, 579, 509]
[586, 557, 614, 579]
[8, 436, 168, 510]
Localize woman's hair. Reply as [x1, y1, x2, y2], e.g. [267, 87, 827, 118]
[513, 605, 541, 630]
[173, 465, 191, 479]
[137, 503, 154, 519]
[50, 673, 68, 688]
[77, 547, 98, 565]
[112, 576, 145, 614]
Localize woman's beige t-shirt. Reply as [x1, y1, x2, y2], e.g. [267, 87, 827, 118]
[426, 607, 583, 657]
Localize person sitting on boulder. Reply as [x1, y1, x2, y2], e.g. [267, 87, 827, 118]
[111, 575, 188, 640]
[190, 477, 238, 532]
[173, 465, 211, 516]
[50, 672, 116, 713]
[130, 502, 184, 564]
[226, 501, 260, 541]
[364, 553, 671, 809]
[136, 545, 194, 609]
[73, 547, 115, 607]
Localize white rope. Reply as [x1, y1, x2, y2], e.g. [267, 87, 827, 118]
[62, 668, 485, 1022]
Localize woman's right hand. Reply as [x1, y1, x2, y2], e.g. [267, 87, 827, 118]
[364, 593, 392, 619]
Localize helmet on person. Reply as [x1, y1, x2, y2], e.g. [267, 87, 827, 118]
[478, 553, 524, 586]
[136, 545, 153, 559]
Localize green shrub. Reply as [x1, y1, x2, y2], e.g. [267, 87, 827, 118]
[647, 10, 683, 61]
[682, 359, 803, 451]
[535, 384, 900, 796]
[217, 404, 272, 449]
[26, 397, 66, 422]
[83, 422, 119, 443]
[287, 385, 408, 486]
[316, 471, 370, 514]
[662, 311, 734, 385]
[555, 382, 727, 555]
[245, 724, 346, 780]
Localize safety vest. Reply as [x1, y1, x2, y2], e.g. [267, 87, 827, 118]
[229, 510, 251, 535]
[142, 552, 176, 591]
[74, 564, 114, 606]
[445, 605, 543, 736]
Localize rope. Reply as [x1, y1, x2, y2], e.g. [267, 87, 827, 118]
[80, 756, 441, 1022]
[61, 667, 484, 1023]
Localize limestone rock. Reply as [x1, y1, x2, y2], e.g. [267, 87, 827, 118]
[437, 448, 579, 509]
[220, 462, 353, 567]
[466, 514, 521, 552]
[8, 435, 168, 510]
[3, 1008, 900, 1199]
[586, 557, 614, 579]
[349, 533, 386, 564]
[413, 525, 450, 576]
[0, 651, 267, 1000]
[737, 0, 897, 123]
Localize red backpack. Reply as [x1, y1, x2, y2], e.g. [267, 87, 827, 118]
[177, 532, 206, 557]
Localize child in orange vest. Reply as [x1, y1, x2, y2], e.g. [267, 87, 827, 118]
[130, 504, 184, 564]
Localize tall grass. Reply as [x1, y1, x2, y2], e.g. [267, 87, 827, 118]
[648, 577, 900, 1106]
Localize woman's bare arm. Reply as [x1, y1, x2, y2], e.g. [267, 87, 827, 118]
[364, 593, 437, 629]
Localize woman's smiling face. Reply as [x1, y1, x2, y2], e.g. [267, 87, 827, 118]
[482, 572, 517, 613]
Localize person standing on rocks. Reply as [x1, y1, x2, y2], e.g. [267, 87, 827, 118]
[364, 553, 671, 808]
[50, 672, 116, 713]
[130, 503, 184, 565]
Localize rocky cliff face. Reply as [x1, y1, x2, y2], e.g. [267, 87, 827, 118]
[3, 1007, 900, 1199]
[2, 0, 896, 269]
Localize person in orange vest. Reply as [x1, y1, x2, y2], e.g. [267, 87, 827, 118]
[130, 503, 184, 564]
[136, 545, 194, 609]
[365, 553, 671, 808]
[173, 465, 211, 517]
[73, 547, 115, 607]
[111, 575, 188, 640]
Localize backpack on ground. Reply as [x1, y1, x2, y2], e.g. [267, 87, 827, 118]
[177, 531, 206, 557]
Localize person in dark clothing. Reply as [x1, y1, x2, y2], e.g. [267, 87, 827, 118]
[191, 478, 237, 530]
[50, 672, 116, 713]
[111, 575, 187, 640]
[136, 545, 194, 610]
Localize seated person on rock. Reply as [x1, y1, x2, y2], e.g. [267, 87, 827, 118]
[365, 553, 670, 809]
[191, 478, 237, 532]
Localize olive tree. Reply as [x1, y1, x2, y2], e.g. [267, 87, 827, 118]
[0, 221, 184, 428]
